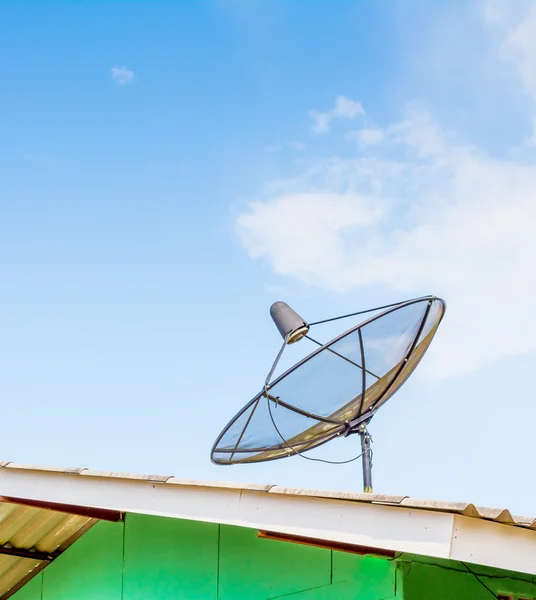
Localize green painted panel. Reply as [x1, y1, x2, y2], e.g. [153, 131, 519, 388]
[42, 521, 123, 600]
[401, 554, 536, 585]
[402, 561, 536, 600]
[333, 551, 399, 599]
[270, 581, 355, 599]
[15, 512, 536, 600]
[218, 525, 331, 600]
[9, 572, 42, 600]
[123, 513, 218, 600]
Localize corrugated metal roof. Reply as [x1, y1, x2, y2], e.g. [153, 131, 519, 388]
[0, 499, 96, 599]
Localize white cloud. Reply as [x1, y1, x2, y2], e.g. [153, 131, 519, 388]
[236, 92, 536, 380]
[484, 0, 510, 25]
[499, 6, 536, 100]
[237, 192, 384, 290]
[234, 6, 536, 381]
[309, 96, 365, 134]
[347, 128, 385, 146]
[290, 141, 306, 150]
[20, 152, 56, 165]
[265, 144, 283, 153]
[488, 2, 536, 138]
[111, 66, 135, 86]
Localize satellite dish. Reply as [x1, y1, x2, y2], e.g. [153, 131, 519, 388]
[211, 296, 446, 492]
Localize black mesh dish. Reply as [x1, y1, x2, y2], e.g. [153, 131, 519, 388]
[211, 297, 445, 465]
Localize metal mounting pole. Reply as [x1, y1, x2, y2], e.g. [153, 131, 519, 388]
[359, 427, 373, 493]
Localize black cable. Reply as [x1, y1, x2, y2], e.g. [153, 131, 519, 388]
[461, 562, 499, 599]
[266, 396, 365, 465]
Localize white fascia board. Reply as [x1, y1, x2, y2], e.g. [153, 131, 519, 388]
[0, 468, 453, 558]
[238, 491, 454, 557]
[3, 468, 536, 575]
[450, 514, 536, 575]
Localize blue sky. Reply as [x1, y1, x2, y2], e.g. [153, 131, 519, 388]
[1, 1, 536, 515]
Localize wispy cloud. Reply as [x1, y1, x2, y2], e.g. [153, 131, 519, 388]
[496, 4, 536, 139]
[235, 4, 536, 382]
[111, 66, 135, 86]
[309, 96, 364, 134]
[20, 152, 56, 165]
[346, 127, 385, 146]
[264, 144, 283, 153]
[290, 141, 306, 151]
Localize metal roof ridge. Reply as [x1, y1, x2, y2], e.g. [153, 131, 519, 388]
[3, 463, 86, 475]
[0, 462, 275, 491]
[475, 506, 516, 524]
[512, 515, 536, 530]
[1, 460, 535, 530]
[167, 478, 275, 491]
[80, 470, 173, 483]
[399, 498, 481, 517]
[267, 486, 407, 504]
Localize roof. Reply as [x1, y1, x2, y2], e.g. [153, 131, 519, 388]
[0, 501, 97, 598]
[1, 461, 536, 598]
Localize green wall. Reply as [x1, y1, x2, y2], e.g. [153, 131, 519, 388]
[10, 514, 536, 600]
[11, 515, 399, 600]
[401, 556, 536, 600]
